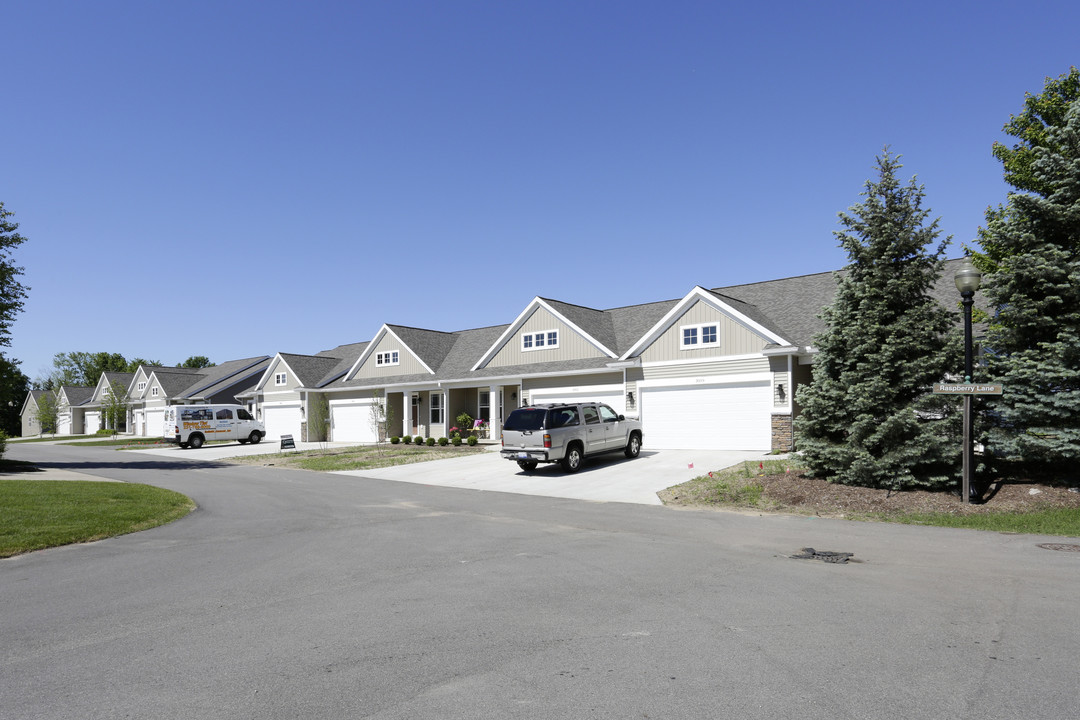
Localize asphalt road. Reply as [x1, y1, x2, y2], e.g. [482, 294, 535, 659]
[2, 443, 1078, 719]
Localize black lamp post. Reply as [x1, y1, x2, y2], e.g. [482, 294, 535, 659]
[954, 257, 982, 503]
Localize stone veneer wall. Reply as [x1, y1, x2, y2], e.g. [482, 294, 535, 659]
[771, 414, 793, 452]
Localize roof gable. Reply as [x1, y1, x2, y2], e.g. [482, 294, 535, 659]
[471, 298, 618, 371]
[345, 325, 438, 381]
[621, 286, 789, 360]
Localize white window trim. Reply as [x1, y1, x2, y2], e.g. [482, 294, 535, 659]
[680, 322, 720, 350]
[521, 329, 560, 352]
[376, 351, 400, 367]
[151, 386, 159, 397]
[137, 381, 146, 391]
[274, 372, 288, 386]
[430, 392, 444, 425]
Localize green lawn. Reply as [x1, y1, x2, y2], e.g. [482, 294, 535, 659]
[864, 507, 1080, 535]
[9, 434, 96, 443]
[0, 480, 196, 558]
[233, 443, 488, 472]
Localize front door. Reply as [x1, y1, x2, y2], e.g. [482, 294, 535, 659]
[411, 396, 420, 434]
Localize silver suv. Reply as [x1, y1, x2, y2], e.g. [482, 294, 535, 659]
[500, 402, 643, 472]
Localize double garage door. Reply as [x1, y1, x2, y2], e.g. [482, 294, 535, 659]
[640, 381, 772, 451]
[263, 404, 301, 440]
[329, 399, 378, 443]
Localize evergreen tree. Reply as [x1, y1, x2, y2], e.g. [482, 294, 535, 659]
[795, 150, 961, 490]
[0, 201, 30, 348]
[973, 68, 1080, 271]
[981, 100, 1080, 472]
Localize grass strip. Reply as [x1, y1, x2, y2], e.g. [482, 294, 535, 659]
[860, 507, 1080, 535]
[0, 480, 196, 558]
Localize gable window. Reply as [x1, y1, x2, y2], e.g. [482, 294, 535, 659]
[151, 387, 159, 397]
[376, 351, 400, 367]
[137, 381, 146, 391]
[275, 372, 287, 386]
[680, 323, 720, 349]
[521, 330, 559, 352]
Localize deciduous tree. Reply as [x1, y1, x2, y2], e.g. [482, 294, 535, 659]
[0, 202, 29, 349]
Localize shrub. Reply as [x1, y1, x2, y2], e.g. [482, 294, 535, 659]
[456, 412, 473, 431]
[95, 428, 114, 436]
[390, 436, 400, 445]
[401, 435, 411, 444]
[426, 437, 436, 446]
[452, 436, 462, 446]
[438, 436, 448, 446]
[467, 435, 478, 446]
[414, 435, 425, 445]
[0, 430, 7, 459]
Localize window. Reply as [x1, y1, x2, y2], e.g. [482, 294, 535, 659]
[216, 409, 233, 420]
[376, 351, 400, 366]
[522, 330, 559, 351]
[582, 406, 600, 425]
[238, 408, 254, 421]
[137, 381, 146, 391]
[479, 391, 490, 424]
[151, 387, 159, 397]
[680, 323, 720, 349]
[275, 372, 287, 386]
[599, 405, 619, 423]
[430, 393, 444, 424]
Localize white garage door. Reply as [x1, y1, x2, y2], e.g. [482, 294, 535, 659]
[85, 412, 101, 434]
[263, 404, 301, 440]
[641, 381, 772, 451]
[58, 414, 71, 435]
[528, 387, 625, 415]
[330, 400, 377, 443]
[145, 409, 165, 437]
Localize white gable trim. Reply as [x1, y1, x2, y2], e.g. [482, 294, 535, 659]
[251, 354, 298, 392]
[345, 325, 434, 381]
[471, 298, 617, 371]
[620, 286, 789, 360]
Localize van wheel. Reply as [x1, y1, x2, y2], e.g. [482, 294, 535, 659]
[249, 432, 262, 445]
[517, 460, 538, 472]
[561, 445, 583, 473]
[189, 435, 204, 449]
[624, 432, 641, 458]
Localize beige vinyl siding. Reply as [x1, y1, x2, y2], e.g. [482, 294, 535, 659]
[523, 372, 623, 392]
[487, 308, 606, 368]
[768, 355, 790, 408]
[267, 359, 302, 391]
[642, 357, 769, 381]
[353, 334, 429, 378]
[638, 300, 769, 363]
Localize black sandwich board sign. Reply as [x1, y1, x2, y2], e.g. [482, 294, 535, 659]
[280, 434, 296, 449]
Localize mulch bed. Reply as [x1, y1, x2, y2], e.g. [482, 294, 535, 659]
[757, 473, 1080, 516]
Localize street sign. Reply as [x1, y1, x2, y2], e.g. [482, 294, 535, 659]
[932, 383, 1003, 395]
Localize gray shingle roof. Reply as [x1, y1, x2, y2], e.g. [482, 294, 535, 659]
[278, 353, 344, 388]
[60, 386, 94, 406]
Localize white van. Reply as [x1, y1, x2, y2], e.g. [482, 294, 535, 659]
[164, 404, 266, 449]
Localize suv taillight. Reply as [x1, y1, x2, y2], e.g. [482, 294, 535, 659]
[543, 433, 551, 449]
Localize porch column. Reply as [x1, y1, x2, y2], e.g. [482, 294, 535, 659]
[489, 385, 501, 441]
[401, 388, 411, 436]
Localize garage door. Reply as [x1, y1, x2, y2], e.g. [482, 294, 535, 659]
[58, 414, 71, 435]
[85, 412, 101, 434]
[528, 387, 625, 415]
[263, 404, 301, 440]
[145, 409, 165, 437]
[640, 381, 772, 450]
[329, 400, 377, 443]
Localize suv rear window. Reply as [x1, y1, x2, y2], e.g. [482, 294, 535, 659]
[503, 408, 548, 431]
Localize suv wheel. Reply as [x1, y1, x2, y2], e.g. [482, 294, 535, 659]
[624, 432, 641, 459]
[561, 444, 583, 473]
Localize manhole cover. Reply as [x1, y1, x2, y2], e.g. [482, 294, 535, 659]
[1037, 543, 1080, 552]
[790, 547, 855, 564]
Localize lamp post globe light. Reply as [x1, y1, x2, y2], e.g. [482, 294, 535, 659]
[954, 257, 982, 503]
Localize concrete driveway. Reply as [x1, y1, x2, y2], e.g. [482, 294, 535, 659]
[125, 439, 774, 505]
[334, 446, 775, 505]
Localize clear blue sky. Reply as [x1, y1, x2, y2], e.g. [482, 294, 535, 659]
[3, 0, 1078, 382]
